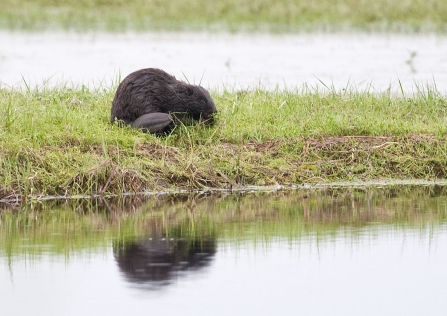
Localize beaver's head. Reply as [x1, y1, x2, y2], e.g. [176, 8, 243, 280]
[168, 84, 217, 126]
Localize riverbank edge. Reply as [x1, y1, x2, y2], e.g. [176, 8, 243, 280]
[2, 178, 447, 206]
[1, 134, 447, 204]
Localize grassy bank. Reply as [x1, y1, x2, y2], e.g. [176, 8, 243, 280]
[1, 0, 447, 32]
[1, 84, 447, 199]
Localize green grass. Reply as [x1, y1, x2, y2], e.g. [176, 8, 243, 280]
[1, 0, 447, 32]
[1, 82, 447, 199]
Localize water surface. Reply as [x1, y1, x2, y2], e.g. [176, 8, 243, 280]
[1, 186, 447, 315]
[1, 32, 446, 92]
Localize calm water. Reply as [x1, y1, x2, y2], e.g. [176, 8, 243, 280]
[1, 31, 447, 92]
[1, 186, 447, 316]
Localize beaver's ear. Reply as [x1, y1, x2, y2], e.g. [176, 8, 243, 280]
[186, 87, 193, 96]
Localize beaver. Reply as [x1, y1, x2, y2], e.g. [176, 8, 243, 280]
[110, 68, 217, 134]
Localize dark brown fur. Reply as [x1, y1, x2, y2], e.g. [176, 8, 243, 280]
[111, 68, 217, 133]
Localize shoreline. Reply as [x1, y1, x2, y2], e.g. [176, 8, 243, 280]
[2, 179, 447, 205]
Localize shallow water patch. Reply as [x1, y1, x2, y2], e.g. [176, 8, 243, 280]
[1, 186, 447, 315]
[1, 31, 447, 93]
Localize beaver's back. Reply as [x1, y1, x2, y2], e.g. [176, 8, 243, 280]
[110, 68, 177, 124]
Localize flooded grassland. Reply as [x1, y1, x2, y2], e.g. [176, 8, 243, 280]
[2, 2, 447, 315]
[1, 16, 447, 223]
[2, 0, 447, 33]
[2, 31, 447, 92]
[1, 32, 447, 199]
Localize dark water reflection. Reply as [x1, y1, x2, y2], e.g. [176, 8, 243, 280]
[114, 233, 216, 290]
[1, 186, 447, 315]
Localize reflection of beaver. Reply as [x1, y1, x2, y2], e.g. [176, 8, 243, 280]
[114, 236, 216, 289]
[110, 68, 217, 134]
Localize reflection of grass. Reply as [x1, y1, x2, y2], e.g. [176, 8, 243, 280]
[0, 205, 111, 260]
[1, 85, 447, 197]
[1, 0, 447, 32]
[1, 187, 447, 260]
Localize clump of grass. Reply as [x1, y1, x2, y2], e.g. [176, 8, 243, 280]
[0, 82, 447, 198]
[1, 0, 447, 32]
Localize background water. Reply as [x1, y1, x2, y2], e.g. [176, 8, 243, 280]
[1, 186, 447, 316]
[1, 32, 446, 92]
